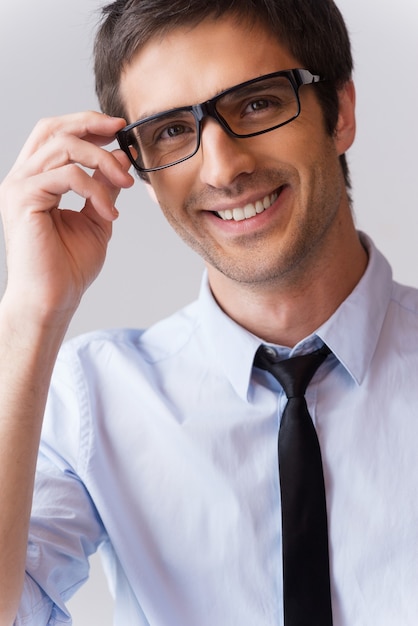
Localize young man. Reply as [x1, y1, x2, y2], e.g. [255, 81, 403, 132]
[0, 1, 417, 624]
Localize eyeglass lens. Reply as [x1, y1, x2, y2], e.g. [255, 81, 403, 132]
[126, 74, 299, 171]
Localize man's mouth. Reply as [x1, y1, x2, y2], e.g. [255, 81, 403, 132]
[214, 190, 279, 222]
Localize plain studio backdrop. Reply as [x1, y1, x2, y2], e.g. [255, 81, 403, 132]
[0, 1, 417, 623]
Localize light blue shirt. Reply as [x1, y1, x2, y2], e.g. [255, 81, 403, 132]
[16, 235, 418, 625]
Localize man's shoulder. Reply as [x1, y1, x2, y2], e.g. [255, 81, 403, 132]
[382, 281, 418, 354]
[60, 327, 145, 363]
[390, 280, 418, 318]
[60, 299, 201, 366]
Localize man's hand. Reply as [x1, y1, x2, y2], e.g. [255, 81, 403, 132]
[0, 111, 134, 329]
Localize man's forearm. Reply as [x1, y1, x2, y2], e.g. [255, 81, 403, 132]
[0, 303, 69, 625]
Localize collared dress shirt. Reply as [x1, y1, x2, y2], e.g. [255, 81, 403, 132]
[16, 234, 418, 625]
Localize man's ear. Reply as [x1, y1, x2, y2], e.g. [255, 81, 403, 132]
[334, 80, 356, 156]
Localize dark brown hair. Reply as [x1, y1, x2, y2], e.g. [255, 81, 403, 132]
[94, 0, 353, 187]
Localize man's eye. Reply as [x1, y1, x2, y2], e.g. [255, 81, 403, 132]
[159, 124, 191, 140]
[248, 99, 270, 112]
[244, 98, 282, 115]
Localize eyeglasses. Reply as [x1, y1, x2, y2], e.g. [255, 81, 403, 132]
[116, 69, 324, 173]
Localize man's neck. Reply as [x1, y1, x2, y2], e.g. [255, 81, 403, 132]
[206, 228, 368, 348]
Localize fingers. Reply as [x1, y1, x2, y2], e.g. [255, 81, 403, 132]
[14, 133, 133, 200]
[3, 111, 135, 222]
[18, 165, 118, 220]
[90, 149, 133, 211]
[12, 111, 128, 168]
[20, 149, 132, 222]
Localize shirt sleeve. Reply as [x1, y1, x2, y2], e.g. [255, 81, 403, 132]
[14, 453, 106, 625]
[14, 340, 107, 625]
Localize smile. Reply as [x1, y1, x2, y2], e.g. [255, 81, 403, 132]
[214, 191, 279, 222]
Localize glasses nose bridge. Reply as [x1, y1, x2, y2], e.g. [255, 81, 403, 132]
[193, 99, 231, 136]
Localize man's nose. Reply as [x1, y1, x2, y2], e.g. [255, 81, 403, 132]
[198, 118, 256, 188]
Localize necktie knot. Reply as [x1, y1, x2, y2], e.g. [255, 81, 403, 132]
[254, 344, 330, 398]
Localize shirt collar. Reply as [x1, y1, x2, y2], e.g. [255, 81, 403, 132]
[198, 277, 261, 402]
[198, 233, 393, 400]
[316, 232, 393, 385]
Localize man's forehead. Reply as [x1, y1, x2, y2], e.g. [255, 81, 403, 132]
[119, 17, 298, 122]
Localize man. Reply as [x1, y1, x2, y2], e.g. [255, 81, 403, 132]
[0, 0, 417, 624]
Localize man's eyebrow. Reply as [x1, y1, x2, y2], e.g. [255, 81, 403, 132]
[219, 82, 271, 102]
[130, 108, 156, 122]
[131, 105, 187, 122]
[141, 108, 196, 124]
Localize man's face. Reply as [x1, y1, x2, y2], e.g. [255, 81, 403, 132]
[120, 17, 355, 289]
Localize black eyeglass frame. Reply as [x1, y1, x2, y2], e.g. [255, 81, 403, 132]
[116, 68, 324, 173]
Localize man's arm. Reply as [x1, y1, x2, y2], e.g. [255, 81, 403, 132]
[0, 111, 133, 624]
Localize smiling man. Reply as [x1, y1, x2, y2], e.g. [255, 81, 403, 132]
[1, 1, 418, 625]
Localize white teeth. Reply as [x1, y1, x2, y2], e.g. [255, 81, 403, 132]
[263, 194, 273, 209]
[244, 204, 256, 219]
[232, 208, 246, 221]
[216, 191, 279, 221]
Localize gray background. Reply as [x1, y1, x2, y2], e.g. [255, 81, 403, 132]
[0, 0, 417, 623]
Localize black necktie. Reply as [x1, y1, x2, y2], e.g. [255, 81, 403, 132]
[254, 344, 333, 626]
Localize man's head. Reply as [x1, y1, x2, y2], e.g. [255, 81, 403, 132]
[92, 9, 356, 294]
[94, 0, 353, 188]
